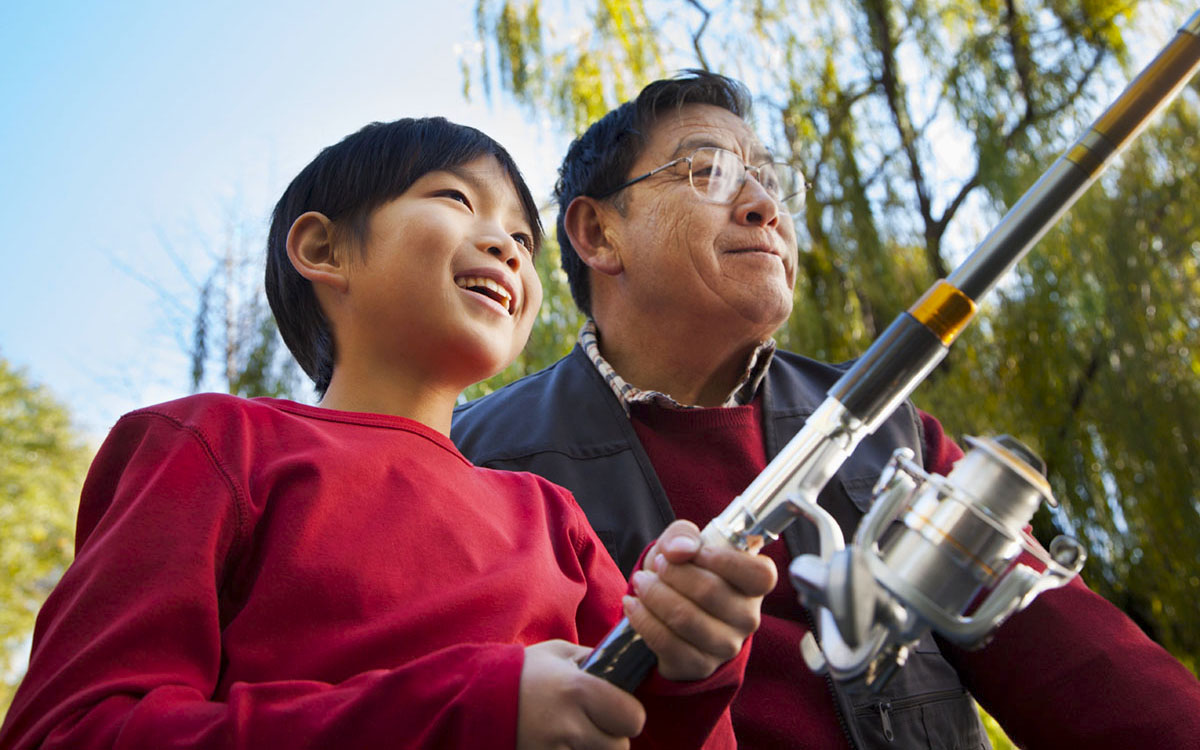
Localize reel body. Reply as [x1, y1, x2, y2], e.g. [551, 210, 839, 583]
[789, 435, 1085, 691]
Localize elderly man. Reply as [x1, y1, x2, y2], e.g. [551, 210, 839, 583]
[453, 71, 1200, 748]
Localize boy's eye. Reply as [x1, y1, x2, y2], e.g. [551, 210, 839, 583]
[512, 233, 536, 255]
[437, 189, 472, 208]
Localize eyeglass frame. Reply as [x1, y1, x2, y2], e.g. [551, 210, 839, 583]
[592, 146, 811, 213]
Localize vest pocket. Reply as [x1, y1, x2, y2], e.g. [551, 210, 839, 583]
[853, 689, 989, 749]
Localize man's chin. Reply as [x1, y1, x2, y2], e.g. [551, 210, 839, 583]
[733, 287, 794, 329]
[716, 305, 792, 346]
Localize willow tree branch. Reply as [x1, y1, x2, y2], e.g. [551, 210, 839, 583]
[861, 0, 943, 277]
[684, 0, 713, 71]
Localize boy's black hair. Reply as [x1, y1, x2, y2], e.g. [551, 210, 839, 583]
[553, 70, 751, 316]
[265, 117, 543, 394]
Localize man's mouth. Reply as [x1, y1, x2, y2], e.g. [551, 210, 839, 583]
[455, 275, 515, 314]
[724, 244, 782, 255]
[726, 246, 780, 258]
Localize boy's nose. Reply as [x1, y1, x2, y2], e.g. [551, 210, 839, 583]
[487, 245, 522, 271]
[481, 231, 522, 270]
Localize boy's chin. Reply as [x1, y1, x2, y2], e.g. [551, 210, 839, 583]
[469, 353, 522, 386]
[441, 340, 523, 388]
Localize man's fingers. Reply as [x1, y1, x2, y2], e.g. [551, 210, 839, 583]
[642, 555, 768, 635]
[650, 521, 776, 596]
[687, 544, 778, 597]
[630, 570, 746, 661]
[651, 520, 703, 566]
[631, 523, 774, 681]
[623, 595, 725, 680]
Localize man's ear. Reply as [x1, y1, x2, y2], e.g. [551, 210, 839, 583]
[562, 196, 623, 276]
[286, 211, 349, 293]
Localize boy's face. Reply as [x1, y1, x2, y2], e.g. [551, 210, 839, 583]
[340, 156, 542, 389]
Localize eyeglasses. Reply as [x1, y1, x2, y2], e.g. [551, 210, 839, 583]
[595, 146, 810, 214]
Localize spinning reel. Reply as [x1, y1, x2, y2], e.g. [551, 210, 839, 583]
[789, 435, 1085, 691]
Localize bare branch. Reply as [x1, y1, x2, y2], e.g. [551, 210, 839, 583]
[861, 0, 941, 275]
[1004, 0, 1038, 122]
[684, 0, 713, 71]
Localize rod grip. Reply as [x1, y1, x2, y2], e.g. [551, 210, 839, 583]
[580, 616, 656, 692]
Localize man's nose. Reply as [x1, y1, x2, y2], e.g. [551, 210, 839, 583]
[733, 174, 780, 228]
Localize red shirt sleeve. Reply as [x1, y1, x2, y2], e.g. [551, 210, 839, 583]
[941, 573, 1200, 748]
[917, 409, 964, 475]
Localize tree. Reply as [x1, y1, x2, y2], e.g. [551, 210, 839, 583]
[122, 205, 305, 401]
[0, 357, 90, 715]
[466, 0, 1200, 677]
[187, 213, 304, 399]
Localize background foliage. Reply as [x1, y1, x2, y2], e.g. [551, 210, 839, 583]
[185, 213, 303, 399]
[0, 358, 89, 714]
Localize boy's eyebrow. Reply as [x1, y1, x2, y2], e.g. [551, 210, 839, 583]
[443, 165, 487, 192]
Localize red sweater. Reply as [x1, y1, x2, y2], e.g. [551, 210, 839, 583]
[0, 395, 744, 750]
[631, 399, 1200, 749]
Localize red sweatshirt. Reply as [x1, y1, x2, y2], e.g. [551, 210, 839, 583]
[0, 395, 744, 750]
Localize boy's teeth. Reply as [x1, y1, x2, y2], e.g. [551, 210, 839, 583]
[455, 276, 513, 313]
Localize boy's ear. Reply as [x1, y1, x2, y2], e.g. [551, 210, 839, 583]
[562, 196, 623, 277]
[286, 211, 349, 293]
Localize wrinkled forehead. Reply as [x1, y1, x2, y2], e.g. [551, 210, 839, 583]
[639, 103, 771, 167]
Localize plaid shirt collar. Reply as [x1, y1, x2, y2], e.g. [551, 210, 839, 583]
[578, 319, 775, 416]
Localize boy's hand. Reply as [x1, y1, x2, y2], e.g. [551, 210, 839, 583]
[518, 640, 646, 749]
[625, 520, 777, 681]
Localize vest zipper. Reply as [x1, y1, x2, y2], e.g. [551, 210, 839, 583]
[802, 608, 858, 748]
[878, 702, 894, 741]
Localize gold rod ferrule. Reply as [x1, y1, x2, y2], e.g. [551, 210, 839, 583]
[908, 280, 977, 346]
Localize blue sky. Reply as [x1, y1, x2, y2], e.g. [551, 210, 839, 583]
[0, 0, 566, 441]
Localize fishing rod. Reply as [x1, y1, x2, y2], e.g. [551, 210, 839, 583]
[582, 9, 1200, 692]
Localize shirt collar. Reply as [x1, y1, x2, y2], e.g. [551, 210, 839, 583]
[578, 319, 775, 416]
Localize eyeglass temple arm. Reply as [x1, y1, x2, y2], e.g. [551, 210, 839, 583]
[594, 157, 690, 200]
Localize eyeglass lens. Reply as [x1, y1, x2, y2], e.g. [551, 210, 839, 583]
[689, 147, 805, 213]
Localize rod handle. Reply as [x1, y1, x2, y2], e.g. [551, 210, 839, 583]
[580, 616, 656, 692]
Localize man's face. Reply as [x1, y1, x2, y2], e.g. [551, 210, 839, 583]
[603, 104, 798, 339]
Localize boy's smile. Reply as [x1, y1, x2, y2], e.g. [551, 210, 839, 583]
[455, 271, 517, 315]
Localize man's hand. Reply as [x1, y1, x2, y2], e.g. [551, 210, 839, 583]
[624, 520, 776, 681]
[518, 640, 647, 749]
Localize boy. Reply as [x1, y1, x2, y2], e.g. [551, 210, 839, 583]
[0, 118, 775, 749]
